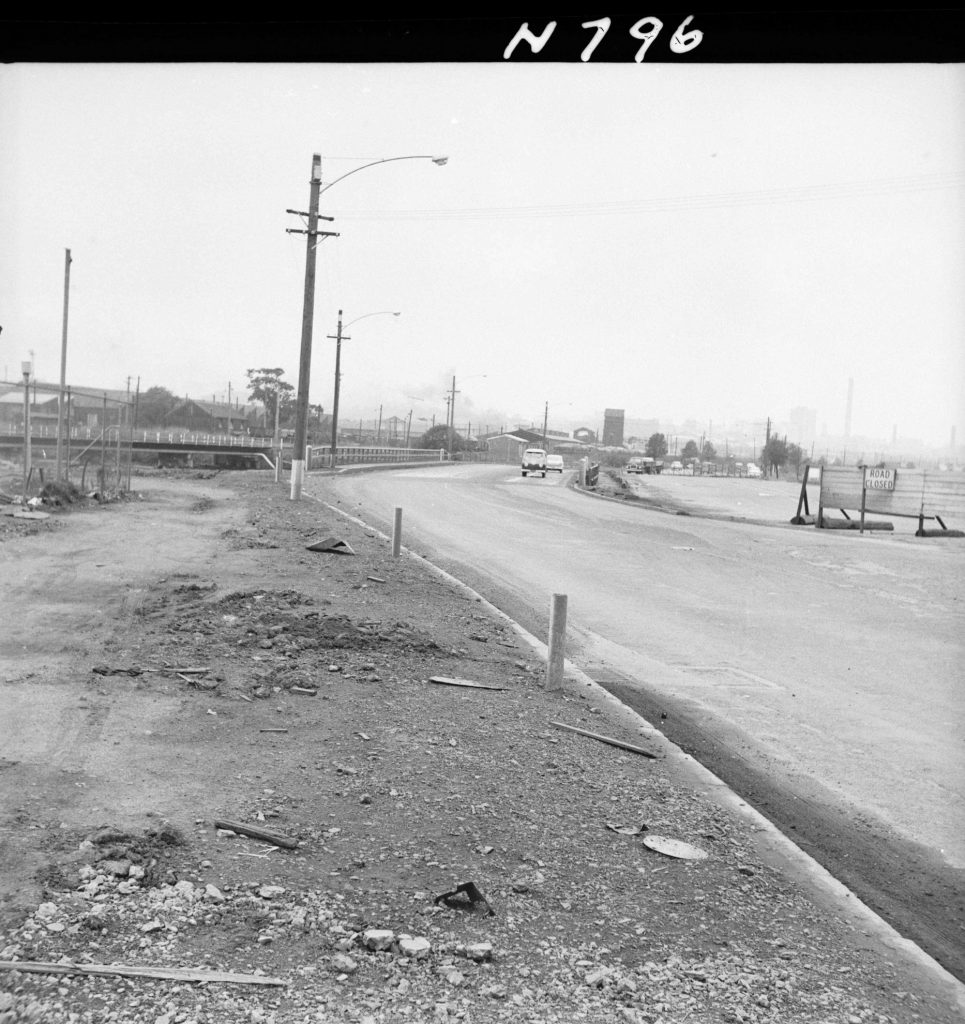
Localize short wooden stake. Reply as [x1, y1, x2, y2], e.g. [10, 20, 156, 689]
[391, 506, 403, 556]
[546, 593, 567, 691]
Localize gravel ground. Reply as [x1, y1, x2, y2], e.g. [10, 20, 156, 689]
[0, 470, 962, 1023]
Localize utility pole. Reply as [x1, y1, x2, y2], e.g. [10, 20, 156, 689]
[54, 250, 72, 479]
[542, 401, 549, 449]
[328, 310, 348, 467]
[447, 376, 460, 456]
[287, 154, 338, 500]
[377, 404, 383, 443]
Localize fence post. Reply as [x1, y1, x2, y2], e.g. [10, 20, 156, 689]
[546, 594, 567, 691]
[100, 393, 107, 492]
[859, 467, 867, 534]
[392, 507, 403, 556]
[65, 387, 72, 485]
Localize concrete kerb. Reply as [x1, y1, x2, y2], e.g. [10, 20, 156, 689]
[311, 490, 965, 1012]
[570, 476, 797, 531]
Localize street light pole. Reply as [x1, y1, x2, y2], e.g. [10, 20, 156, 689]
[329, 309, 345, 467]
[287, 152, 446, 498]
[328, 310, 399, 468]
[290, 154, 323, 500]
[542, 400, 549, 449]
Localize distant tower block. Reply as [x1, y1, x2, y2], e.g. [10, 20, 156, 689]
[603, 408, 625, 447]
[845, 378, 854, 439]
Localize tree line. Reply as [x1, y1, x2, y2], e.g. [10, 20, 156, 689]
[628, 432, 806, 478]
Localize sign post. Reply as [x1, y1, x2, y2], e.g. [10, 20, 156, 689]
[860, 467, 896, 534]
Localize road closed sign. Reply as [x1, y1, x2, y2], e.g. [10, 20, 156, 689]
[864, 467, 896, 491]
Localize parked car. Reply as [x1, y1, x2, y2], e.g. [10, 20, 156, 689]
[746, 463, 763, 478]
[627, 457, 647, 474]
[670, 460, 683, 473]
[546, 454, 565, 473]
[521, 448, 548, 477]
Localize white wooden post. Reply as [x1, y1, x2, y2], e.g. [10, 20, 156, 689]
[546, 594, 567, 691]
[392, 507, 403, 556]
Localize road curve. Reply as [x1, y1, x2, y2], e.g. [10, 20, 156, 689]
[319, 462, 965, 980]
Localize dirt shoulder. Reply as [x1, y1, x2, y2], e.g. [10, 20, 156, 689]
[0, 470, 962, 1023]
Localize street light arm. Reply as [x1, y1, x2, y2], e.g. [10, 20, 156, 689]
[344, 311, 401, 329]
[319, 155, 448, 198]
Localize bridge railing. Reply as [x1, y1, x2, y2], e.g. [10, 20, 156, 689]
[9, 425, 269, 448]
[306, 446, 448, 470]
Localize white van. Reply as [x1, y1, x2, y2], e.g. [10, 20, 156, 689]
[521, 448, 548, 477]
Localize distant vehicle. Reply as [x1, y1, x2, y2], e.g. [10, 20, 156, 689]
[746, 463, 763, 478]
[546, 454, 565, 473]
[670, 460, 683, 473]
[521, 448, 547, 477]
[627, 456, 659, 475]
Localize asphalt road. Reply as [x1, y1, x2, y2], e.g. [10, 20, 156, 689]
[319, 462, 965, 979]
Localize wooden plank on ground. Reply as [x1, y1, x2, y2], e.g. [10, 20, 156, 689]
[429, 676, 507, 692]
[0, 960, 286, 986]
[213, 819, 299, 849]
[551, 720, 659, 759]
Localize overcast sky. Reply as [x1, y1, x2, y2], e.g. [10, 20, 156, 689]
[1, 61, 963, 446]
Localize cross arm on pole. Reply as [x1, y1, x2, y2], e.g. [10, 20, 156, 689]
[285, 229, 340, 238]
[286, 209, 335, 221]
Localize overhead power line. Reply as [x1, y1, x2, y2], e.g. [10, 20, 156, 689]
[334, 173, 965, 222]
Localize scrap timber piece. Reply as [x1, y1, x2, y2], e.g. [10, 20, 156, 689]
[306, 537, 356, 555]
[0, 960, 285, 986]
[213, 818, 299, 850]
[435, 880, 495, 916]
[551, 720, 659, 759]
[429, 676, 507, 692]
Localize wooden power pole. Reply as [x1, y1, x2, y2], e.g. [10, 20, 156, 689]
[287, 155, 337, 499]
[55, 248, 72, 480]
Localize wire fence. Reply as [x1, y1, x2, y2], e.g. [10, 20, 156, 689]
[0, 380, 135, 501]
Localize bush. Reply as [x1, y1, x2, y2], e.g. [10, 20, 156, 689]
[599, 449, 630, 468]
[39, 480, 83, 505]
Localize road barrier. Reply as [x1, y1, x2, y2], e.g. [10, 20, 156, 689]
[577, 458, 600, 488]
[815, 466, 965, 535]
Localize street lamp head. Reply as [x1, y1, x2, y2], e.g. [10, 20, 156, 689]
[431, 156, 449, 166]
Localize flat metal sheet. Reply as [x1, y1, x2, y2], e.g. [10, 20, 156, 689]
[643, 835, 709, 861]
